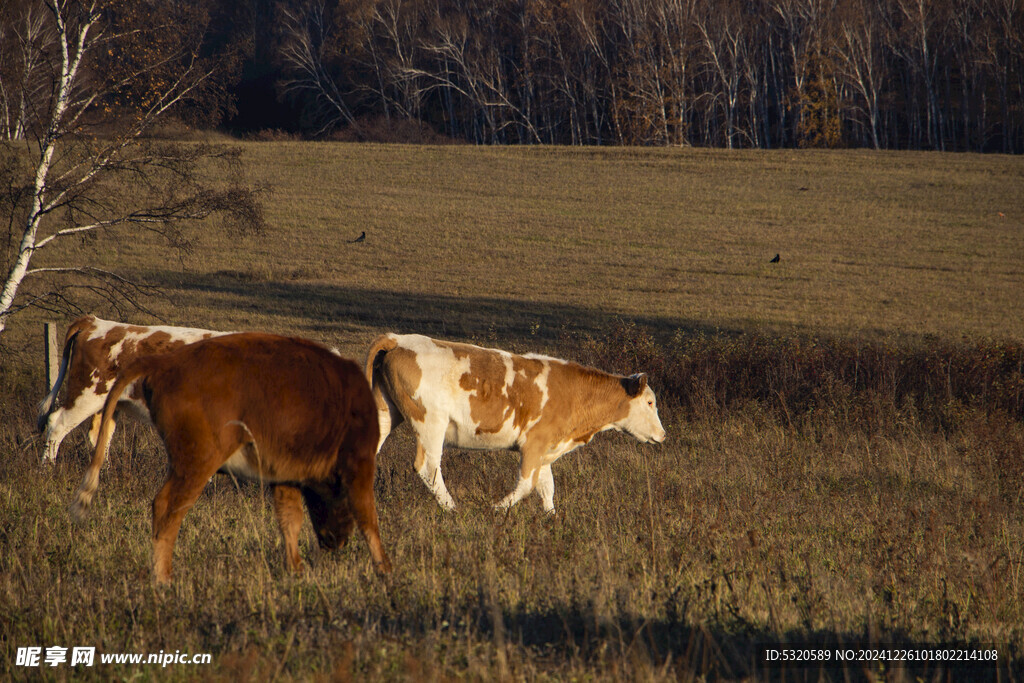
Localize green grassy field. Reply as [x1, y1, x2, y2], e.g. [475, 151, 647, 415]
[1, 144, 1023, 680]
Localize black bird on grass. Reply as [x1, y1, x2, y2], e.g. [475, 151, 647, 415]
[351, 231, 366, 243]
[769, 253, 780, 263]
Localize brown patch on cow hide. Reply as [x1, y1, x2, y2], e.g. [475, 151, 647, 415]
[62, 316, 100, 402]
[379, 346, 428, 423]
[454, 346, 509, 434]
[133, 331, 183, 356]
[449, 346, 546, 436]
[508, 357, 546, 431]
[75, 325, 129, 396]
[523, 360, 630, 452]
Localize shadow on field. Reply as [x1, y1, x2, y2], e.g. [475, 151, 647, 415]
[147, 269, 731, 344]
[380, 602, 1018, 681]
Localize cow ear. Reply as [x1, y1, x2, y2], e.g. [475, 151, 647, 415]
[622, 373, 648, 397]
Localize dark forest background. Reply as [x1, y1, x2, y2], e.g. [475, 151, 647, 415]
[2, 0, 1023, 151]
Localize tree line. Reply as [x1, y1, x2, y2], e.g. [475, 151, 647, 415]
[2, 0, 1023, 151]
[273, 0, 1023, 151]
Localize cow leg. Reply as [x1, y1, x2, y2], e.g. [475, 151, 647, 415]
[151, 421, 223, 584]
[272, 485, 305, 573]
[87, 412, 117, 447]
[535, 464, 556, 514]
[344, 458, 393, 575]
[495, 475, 533, 510]
[414, 436, 456, 511]
[151, 471, 212, 584]
[496, 448, 549, 512]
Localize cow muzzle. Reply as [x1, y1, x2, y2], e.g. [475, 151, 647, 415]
[647, 424, 667, 444]
[633, 428, 665, 445]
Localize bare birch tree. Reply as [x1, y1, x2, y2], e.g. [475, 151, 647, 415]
[412, 4, 542, 144]
[987, 0, 1024, 152]
[696, 1, 748, 148]
[0, 2, 51, 141]
[893, 0, 945, 149]
[0, 0, 264, 336]
[279, 0, 361, 135]
[835, 0, 887, 148]
[362, 0, 426, 121]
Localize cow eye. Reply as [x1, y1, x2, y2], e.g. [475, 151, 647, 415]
[647, 400, 653, 407]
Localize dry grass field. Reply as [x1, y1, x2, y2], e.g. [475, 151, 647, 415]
[1, 144, 1023, 680]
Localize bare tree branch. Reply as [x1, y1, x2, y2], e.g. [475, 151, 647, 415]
[0, 1, 266, 335]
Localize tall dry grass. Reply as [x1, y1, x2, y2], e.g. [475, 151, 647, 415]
[2, 327, 1022, 680]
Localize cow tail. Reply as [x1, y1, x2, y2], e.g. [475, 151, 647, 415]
[364, 334, 398, 409]
[70, 364, 146, 521]
[364, 334, 400, 452]
[37, 316, 94, 432]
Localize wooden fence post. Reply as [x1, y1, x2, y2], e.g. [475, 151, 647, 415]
[45, 322, 58, 390]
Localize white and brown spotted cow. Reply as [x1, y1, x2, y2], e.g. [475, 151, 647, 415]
[365, 333, 666, 513]
[38, 315, 228, 463]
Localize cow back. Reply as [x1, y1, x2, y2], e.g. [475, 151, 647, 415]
[138, 334, 379, 483]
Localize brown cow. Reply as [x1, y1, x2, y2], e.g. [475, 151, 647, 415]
[38, 315, 228, 463]
[366, 333, 666, 513]
[70, 333, 392, 583]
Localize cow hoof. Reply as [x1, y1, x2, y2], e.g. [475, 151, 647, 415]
[68, 496, 91, 522]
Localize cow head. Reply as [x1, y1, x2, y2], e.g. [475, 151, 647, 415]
[301, 486, 356, 551]
[618, 373, 666, 444]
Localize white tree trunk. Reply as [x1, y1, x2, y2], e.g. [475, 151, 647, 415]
[0, 2, 96, 335]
